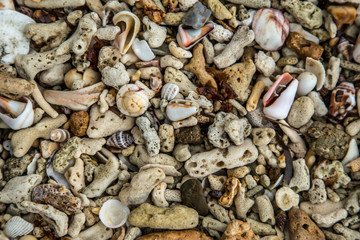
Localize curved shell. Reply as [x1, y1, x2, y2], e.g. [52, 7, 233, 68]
[161, 83, 179, 101]
[305, 57, 326, 91]
[166, 99, 199, 121]
[176, 23, 214, 50]
[252, 8, 289, 51]
[4, 216, 34, 238]
[116, 84, 150, 117]
[99, 199, 130, 228]
[132, 38, 155, 61]
[296, 72, 317, 96]
[107, 131, 134, 149]
[150, 76, 162, 92]
[113, 11, 140, 55]
[0, 97, 34, 130]
[263, 73, 298, 120]
[50, 129, 71, 143]
[353, 34, 360, 64]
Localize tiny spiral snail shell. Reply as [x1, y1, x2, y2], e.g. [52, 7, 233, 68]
[50, 129, 71, 142]
[106, 131, 134, 149]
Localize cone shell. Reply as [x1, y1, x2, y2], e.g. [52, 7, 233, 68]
[166, 99, 199, 121]
[116, 84, 150, 117]
[161, 83, 179, 101]
[0, 97, 34, 130]
[99, 199, 130, 228]
[107, 131, 134, 149]
[113, 11, 141, 55]
[176, 23, 214, 50]
[4, 216, 34, 238]
[50, 129, 71, 143]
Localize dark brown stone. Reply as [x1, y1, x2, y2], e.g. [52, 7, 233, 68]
[180, 179, 208, 215]
[176, 125, 203, 144]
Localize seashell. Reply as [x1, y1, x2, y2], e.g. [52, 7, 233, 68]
[296, 71, 317, 96]
[116, 84, 150, 117]
[353, 34, 360, 64]
[305, 57, 326, 91]
[327, 5, 356, 30]
[132, 38, 155, 61]
[106, 131, 134, 149]
[0, 96, 34, 130]
[176, 23, 214, 50]
[328, 82, 356, 123]
[166, 99, 199, 121]
[50, 129, 71, 143]
[161, 83, 179, 101]
[135, 59, 160, 69]
[252, 8, 290, 51]
[182, 1, 212, 29]
[113, 11, 141, 55]
[150, 76, 162, 92]
[46, 152, 71, 189]
[99, 199, 130, 228]
[263, 73, 299, 120]
[0, 0, 15, 10]
[118, 153, 138, 172]
[338, 37, 353, 61]
[4, 216, 34, 238]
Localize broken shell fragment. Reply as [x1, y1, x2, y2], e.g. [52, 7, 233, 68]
[161, 83, 179, 101]
[305, 57, 326, 91]
[297, 72, 317, 96]
[166, 99, 199, 121]
[132, 38, 155, 61]
[113, 11, 141, 55]
[106, 131, 134, 149]
[50, 129, 71, 143]
[150, 76, 162, 92]
[252, 8, 290, 51]
[4, 216, 33, 238]
[263, 73, 298, 120]
[328, 82, 356, 123]
[116, 84, 150, 117]
[176, 23, 214, 50]
[0, 0, 14, 10]
[0, 96, 34, 130]
[99, 199, 130, 228]
[353, 34, 360, 64]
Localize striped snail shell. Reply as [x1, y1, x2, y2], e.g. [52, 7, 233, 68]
[106, 131, 134, 149]
[50, 129, 71, 142]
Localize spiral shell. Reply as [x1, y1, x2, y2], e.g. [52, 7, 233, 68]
[106, 131, 134, 149]
[337, 37, 353, 61]
[116, 84, 150, 117]
[50, 129, 71, 142]
[4, 216, 34, 238]
[150, 76, 162, 92]
[161, 83, 179, 101]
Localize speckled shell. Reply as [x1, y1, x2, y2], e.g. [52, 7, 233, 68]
[252, 8, 289, 51]
[161, 83, 179, 101]
[50, 129, 71, 143]
[166, 99, 199, 121]
[4, 216, 33, 238]
[176, 23, 214, 50]
[99, 199, 130, 228]
[116, 84, 150, 117]
[107, 131, 134, 149]
[150, 76, 162, 92]
[263, 73, 298, 120]
[0, 97, 34, 130]
[328, 82, 356, 123]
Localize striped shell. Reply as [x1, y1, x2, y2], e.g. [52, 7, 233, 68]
[161, 83, 179, 101]
[4, 216, 34, 238]
[150, 76, 162, 92]
[50, 129, 71, 142]
[107, 131, 134, 149]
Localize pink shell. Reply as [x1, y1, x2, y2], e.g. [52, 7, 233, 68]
[252, 8, 290, 51]
[328, 82, 356, 123]
[177, 23, 214, 50]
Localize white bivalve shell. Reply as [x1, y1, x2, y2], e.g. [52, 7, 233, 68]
[166, 99, 199, 121]
[0, 96, 34, 130]
[296, 72, 317, 96]
[99, 199, 130, 228]
[132, 38, 155, 61]
[252, 8, 290, 51]
[275, 186, 300, 211]
[161, 83, 179, 101]
[116, 84, 150, 117]
[4, 216, 34, 238]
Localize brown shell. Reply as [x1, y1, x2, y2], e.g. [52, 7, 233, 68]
[106, 131, 134, 149]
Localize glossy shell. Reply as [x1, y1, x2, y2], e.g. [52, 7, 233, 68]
[113, 11, 141, 55]
[107, 131, 134, 149]
[263, 73, 299, 120]
[99, 199, 130, 228]
[166, 99, 199, 121]
[4, 216, 33, 238]
[132, 38, 155, 61]
[252, 8, 289, 51]
[0, 97, 34, 130]
[176, 22, 214, 50]
[150, 76, 162, 92]
[50, 129, 71, 143]
[161, 83, 179, 101]
[116, 84, 150, 117]
[296, 72, 317, 96]
[305, 57, 326, 91]
[328, 82, 356, 123]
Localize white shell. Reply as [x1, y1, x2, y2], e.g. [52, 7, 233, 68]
[342, 138, 359, 173]
[0, 97, 34, 130]
[166, 99, 199, 121]
[50, 129, 71, 142]
[132, 38, 155, 61]
[353, 33, 360, 64]
[305, 57, 326, 91]
[46, 157, 71, 189]
[4, 216, 34, 238]
[161, 83, 179, 101]
[116, 84, 150, 117]
[99, 199, 130, 228]
[296, 72, 317, 96]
